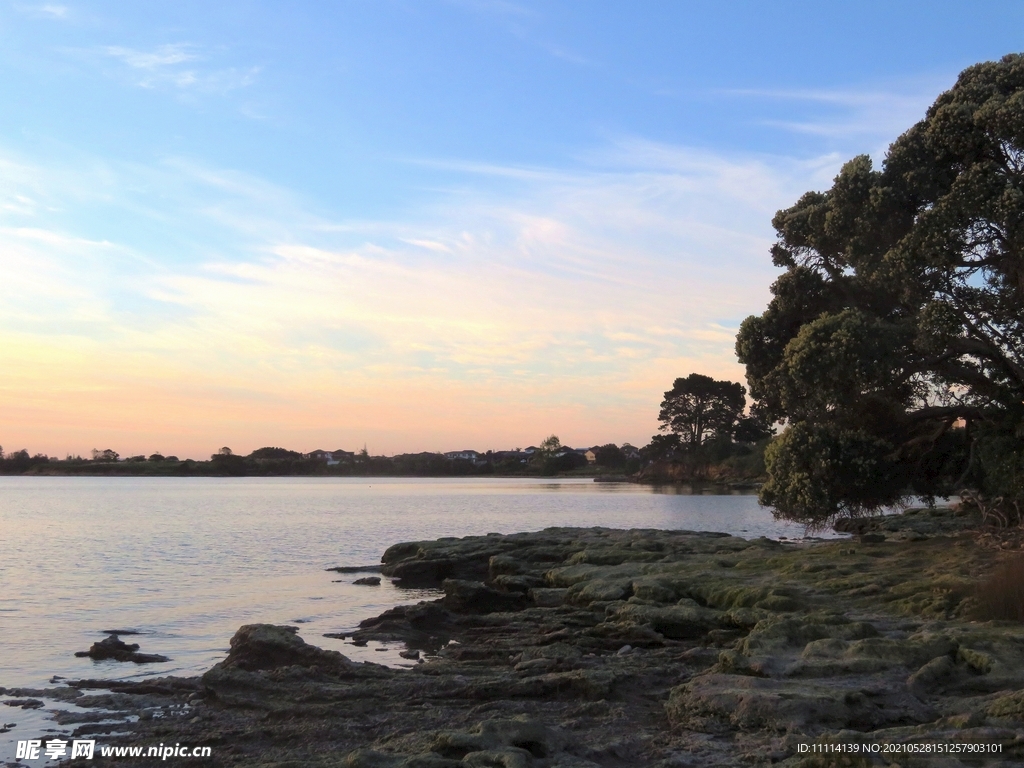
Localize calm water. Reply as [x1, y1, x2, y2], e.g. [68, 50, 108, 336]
[0, 476, 839, 758]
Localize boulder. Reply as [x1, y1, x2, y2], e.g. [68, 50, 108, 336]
[442, 579, 527, 614]
[431, 717, 566, 760]
[667, 673, 936, 733]
[209, 624, 356, 674]
[610, 600, 723, 640]
[74, 634, 169, 663]
[384, 558, 457, 586]
[529, 588, 568, 607]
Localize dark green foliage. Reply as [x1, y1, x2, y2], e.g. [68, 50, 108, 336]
[641, 372, 770, 481]
[760, 424, 906, 527]
[549, 451, 587, 473]
[733, 415, 771, 444]
[658, 373, 747, 446]
[209, 452, 247, 476]
[641, 433, 682, 462]
[737, 54, 1024, 525]
[595, 443, 625, 467]
[0, 449, 49, 473]
[249, 447, 303, 459]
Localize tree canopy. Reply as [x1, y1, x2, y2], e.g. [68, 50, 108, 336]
[736, 54, 1024, 526]
[658, 373, 748, 446]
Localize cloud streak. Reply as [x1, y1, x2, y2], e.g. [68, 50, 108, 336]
[718, 81, 948, 151]
[103, 44, 201, 70]
[73, 43, 262, 94]
[0, 139, 840, 457]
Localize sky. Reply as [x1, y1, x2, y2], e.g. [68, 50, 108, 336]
[1, 1, 1022, 459]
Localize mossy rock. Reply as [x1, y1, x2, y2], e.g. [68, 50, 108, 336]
[567, 548, 661, 566]
[666, 673, 934, 733]
[611, 600, 723, 639]
[956, 646, 993, 674]
[841, 633, 957, 667]
[740, 615, 877, 655]
[988, 690, 1024, 719]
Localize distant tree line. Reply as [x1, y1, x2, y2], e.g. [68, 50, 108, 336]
[0, 442, 640, 477]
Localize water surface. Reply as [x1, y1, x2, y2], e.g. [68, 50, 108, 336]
[0, 476, 837, 757]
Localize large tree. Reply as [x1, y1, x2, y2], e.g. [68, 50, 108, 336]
[658, 373, 747, 447]
[737, 54, 1024, 526]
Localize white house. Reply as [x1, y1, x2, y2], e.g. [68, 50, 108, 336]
[444, 450, 482, 461]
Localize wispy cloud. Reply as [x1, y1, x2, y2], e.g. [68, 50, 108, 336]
[16, 3, 70, 19]
[85, 43, 260, 93]
[719, 82, 947, 150]
[538, 42, 595, 68]
[103, 43, 200, 70]
[0, 139, 837, 455]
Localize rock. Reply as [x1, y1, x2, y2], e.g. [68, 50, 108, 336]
[529, 587, 568, 607]
[3, 699, 43, 709]
[352, 601, 454, 649]
[739, 614, 878, 656]
[430, 717, 567, 760]
[74, 634, 170, 663]
[907, 655, 958, 696]
[398, 649, 419, 660]
[442, 579, 527, 614]
[344, 750, 418, 767]
[328, 565, 384, 574]
[489, 554, 525, 577]
[667, 673, 935, 732]
[610, 601, 723, 640]
[514, 658, 558, 674]
[380, 538, 500, 586]
[491, 574, 545, 592]
[616, 645, 632, 655]
[207, 624, 357, 674]
[354, 576, 382, 586]
[56, 520, 1024, 766]
[384, 557, 458, 586]
[858, 533, 886, 543]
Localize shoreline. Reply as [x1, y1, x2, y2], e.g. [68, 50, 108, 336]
[5, 509, 1024, 766]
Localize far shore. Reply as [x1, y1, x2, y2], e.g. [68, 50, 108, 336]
[0, 457, 765, 487]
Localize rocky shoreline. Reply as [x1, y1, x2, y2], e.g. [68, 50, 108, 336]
[5, 507, 1024, 766]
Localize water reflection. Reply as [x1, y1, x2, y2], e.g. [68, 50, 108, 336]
[0, 476, 831, 695]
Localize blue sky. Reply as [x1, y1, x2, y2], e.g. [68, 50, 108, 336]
[1, 1, 1021, 458]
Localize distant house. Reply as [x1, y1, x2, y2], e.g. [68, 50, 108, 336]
[490, 450, 528, 464]
[584, 446, 603, 464]
[307, 449, 354, 466]
[444, 450, 482, 461]
[620, 443, 640, 460]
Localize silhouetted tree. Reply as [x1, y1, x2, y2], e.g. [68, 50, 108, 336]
[737, 55, 1024, 525]
[658, 373, 746, 447]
